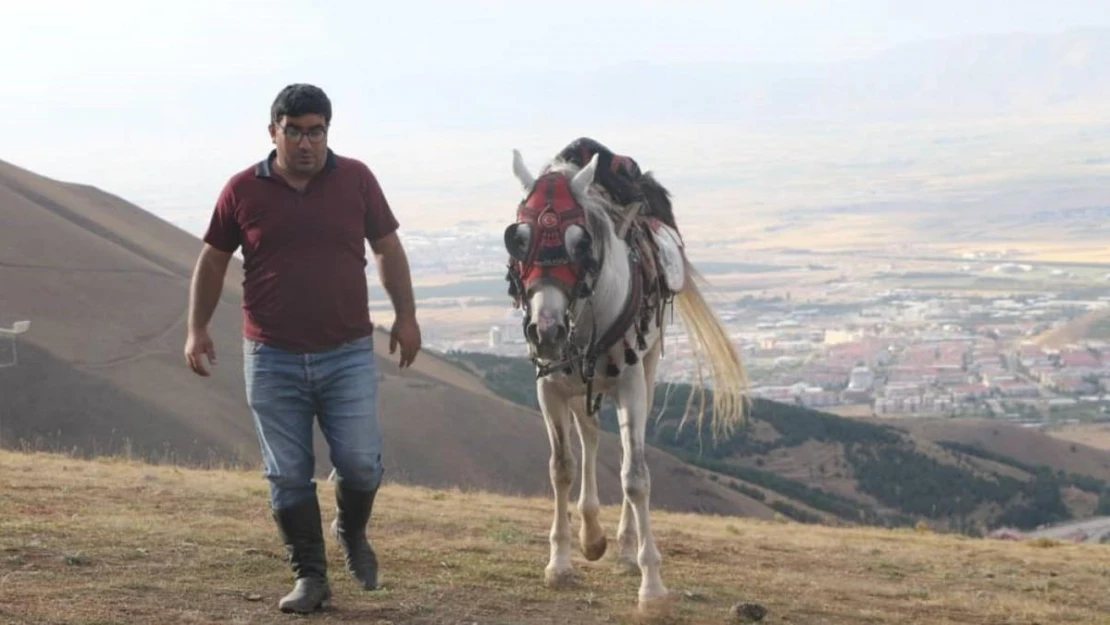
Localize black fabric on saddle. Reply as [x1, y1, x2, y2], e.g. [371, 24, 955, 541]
[556, 137, 678, 231]
[557, 137, 643, 205]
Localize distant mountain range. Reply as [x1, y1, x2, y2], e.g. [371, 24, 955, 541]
[353, 28, 1110, 129]
[348, 28, 1110, 249]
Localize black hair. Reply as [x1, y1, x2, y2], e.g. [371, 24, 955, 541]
[270, 83, 332, 124]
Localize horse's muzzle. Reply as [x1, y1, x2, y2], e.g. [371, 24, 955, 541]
[526, 315, 567, 358]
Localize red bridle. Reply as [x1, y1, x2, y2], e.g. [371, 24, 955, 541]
[502, 164, 647, 417]
[508, 172, 590, 299]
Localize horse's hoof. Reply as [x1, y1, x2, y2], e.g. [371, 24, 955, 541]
[582, 535, 607, 562]
[637, 589, 673, 614]
[544, 566, 580, 589]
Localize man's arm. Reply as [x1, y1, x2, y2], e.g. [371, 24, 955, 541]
[185, 244, 232, 376]
[371, 232, 415, 320]
[361, 162, 419, 366]
[370, 232, 420, 367]
[186, 176, 240, 377]
[189, 244, 233, 330]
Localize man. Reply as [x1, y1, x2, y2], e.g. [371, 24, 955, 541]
[183, 83, 421, 614]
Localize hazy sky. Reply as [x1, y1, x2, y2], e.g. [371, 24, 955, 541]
[4, 0, 1110, 235]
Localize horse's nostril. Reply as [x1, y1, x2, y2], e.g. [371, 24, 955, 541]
[554, 325, 567, 342]
[525, 323, 540, 344]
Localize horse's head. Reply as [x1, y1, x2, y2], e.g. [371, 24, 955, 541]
[503, 149, 603, 361]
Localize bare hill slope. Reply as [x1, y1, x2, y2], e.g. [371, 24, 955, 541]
[0, 158, 770, 518]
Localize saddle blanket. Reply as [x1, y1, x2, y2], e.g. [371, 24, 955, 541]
[644, 217, 686, 293]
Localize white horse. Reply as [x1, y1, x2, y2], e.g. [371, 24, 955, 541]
[502, 147, 749, 611]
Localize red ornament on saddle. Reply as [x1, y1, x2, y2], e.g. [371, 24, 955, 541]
[507, 172, 591, 297]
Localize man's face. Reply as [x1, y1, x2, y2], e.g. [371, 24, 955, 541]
[269, 113, 328, 177]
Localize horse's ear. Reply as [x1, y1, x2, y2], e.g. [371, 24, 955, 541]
[512, 149, 535, 191]
[504, 222, 532, 261]
[569, 152, 599, 198]
[564, 224, 592, 264]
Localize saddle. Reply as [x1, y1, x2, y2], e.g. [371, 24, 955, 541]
[599, 193, 686, 297]
[594, 188, 687, 370]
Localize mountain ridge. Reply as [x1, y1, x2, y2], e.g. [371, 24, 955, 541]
[444, 350, 1110, 533]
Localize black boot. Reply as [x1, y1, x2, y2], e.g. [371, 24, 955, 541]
[273, 497, 331, 613]
[330, 485, 379, 590]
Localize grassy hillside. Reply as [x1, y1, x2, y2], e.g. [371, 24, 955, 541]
[443, 351, 1110, 534]
[3, 449, 1109, 625]
[1033, 307, 1110, 348]
[888, 418, 1110, 484]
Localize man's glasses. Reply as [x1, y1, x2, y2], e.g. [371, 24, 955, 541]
[278, 124, 327, 143]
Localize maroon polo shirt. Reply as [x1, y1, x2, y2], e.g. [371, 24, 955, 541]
[203, 148, 399, 353]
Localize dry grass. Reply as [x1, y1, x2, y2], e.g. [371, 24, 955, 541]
[2, 451, 1110, 625]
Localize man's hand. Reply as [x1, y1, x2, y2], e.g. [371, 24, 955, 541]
[390, 315, 421, 368]
[185, 327, 217, 376]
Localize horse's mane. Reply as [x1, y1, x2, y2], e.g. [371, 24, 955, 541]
[637, 172, 677, 232]
[540, 157, 618, 256]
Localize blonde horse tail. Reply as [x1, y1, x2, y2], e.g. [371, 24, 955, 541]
[672, 262, 750, 443]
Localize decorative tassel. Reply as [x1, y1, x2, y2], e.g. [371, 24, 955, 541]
[625, 347, 639, 365]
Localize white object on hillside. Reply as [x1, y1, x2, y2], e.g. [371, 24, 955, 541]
[0, 320, 31, 368]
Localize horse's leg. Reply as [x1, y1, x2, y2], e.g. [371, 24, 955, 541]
[537, 377, 577, 587]
[615, 482, 638, 573]
[613, 356, 667, 608]
[571, 396, 606, 562]
[616, 338, 662, 575]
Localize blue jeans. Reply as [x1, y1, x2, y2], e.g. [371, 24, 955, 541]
[243, 334, 384, 510]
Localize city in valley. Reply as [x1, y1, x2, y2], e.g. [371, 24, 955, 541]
[370, 224, 1110, 428]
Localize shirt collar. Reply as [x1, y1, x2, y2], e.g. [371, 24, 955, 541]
[255, 148, 338, 177]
